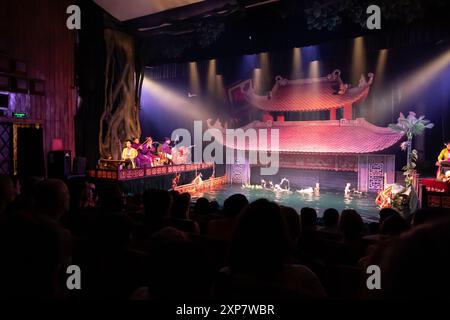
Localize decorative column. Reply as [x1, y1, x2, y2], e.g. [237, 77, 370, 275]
[343, 103, 353, 120]
[226, 159, 250, 184]
[330, 108, 337, 120]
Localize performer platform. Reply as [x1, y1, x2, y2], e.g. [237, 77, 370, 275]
[420, 178, 450, 209]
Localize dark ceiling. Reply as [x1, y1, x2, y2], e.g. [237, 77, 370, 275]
[93, 0, 450, 65]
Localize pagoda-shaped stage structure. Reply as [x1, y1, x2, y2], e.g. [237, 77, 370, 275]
[222, 70, 403, 193]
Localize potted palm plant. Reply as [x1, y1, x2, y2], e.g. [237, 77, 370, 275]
[386, 111, 434, 216]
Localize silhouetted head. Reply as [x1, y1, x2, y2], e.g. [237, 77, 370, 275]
[379, 213, 409, 236]
[193, 197, 209, 216]
[300, 207, 317, 229]
[323, 208, 339, 228]
[230, 199, 290, 274]
[0, 175, 16, 215]
[133, 138, 139, 144]
[0, 219, 63, 298]
[67, 176, 89, 211]
[339, 209, 364, 240]
[280, 206, 300, 242]
[147, 227, 209, 299]
[171, 192, 191, 219]
[92, 213, 134, 248]
[20, 176, 42, 198]
[34, 179, 69, 220]
[143, 189, 172, 223]
[96, 183, 124, 212]
[377, 217, 450, 298]
[412, 207, 450, 227]
[209, 200, 220, 213]
[223, 194, 248, 218]
[379, 207, 399, 225]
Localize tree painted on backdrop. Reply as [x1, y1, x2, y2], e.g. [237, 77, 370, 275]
[99, 29, 141, 160]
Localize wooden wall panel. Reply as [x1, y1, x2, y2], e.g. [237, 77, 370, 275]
[0, 0, 76, 158]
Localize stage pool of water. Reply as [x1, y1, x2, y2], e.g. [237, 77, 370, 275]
[192, 185, 379, 222]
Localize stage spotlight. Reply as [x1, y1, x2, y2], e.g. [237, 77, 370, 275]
[189, 61, 200, 95]
[143, 77, 210, 120]
[291, 47, 303, 79]
[259, 52, 271, 93]
[253, 68, 262, 94]
[372, 48, 450, 121]
[207, 59, 217, 95]
[215, 74, 226, 101]
[399, 48, 450, 98]
[309, 60, 320, 79]
[351, 36, 367, 84]
[374, 49, 388, 87]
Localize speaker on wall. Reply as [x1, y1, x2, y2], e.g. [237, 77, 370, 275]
[47, 150, 71, 179]
[72, 156, 87, 175]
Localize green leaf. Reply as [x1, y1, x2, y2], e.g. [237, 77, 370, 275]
[389, 126, 405, 134]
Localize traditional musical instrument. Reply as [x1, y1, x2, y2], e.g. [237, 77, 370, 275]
[440, 160, 450, 168]
[156, 144, 172, 165]
[436, 160, 450, 179]
[99, 159, 127, 169]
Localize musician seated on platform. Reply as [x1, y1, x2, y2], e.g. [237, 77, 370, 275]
[132, 138, 140, 150]
[436, 140, 450, 179]
[161, 137, 174, 165]
[132, 137, 155, 168]
[122, 140, 138, 169]
[162, 137, 172, 154]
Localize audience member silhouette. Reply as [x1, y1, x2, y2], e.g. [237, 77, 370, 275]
[379, 208, 399, 225]
[0, 218, 67, 298]
[365, 217, 450, 299]
[339, 209, 366, 264]
[318, 208, 341, 240]
[216, 199, 326, 299]
[169, 192, 199, 233]
[3, 170, 450, 300]
[191, 197, 211, 233]
[141, 189, 173, 236]
[207, 193, 248, 241]
[379, 213, 409, 236]
[132, 227, 210, 300]
[0, 175, 16, 217]
[280, 205, 301, 245]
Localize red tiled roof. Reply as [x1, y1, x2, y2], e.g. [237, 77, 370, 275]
[242, 74, 372, 112]
[220, 118, 403, 154]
